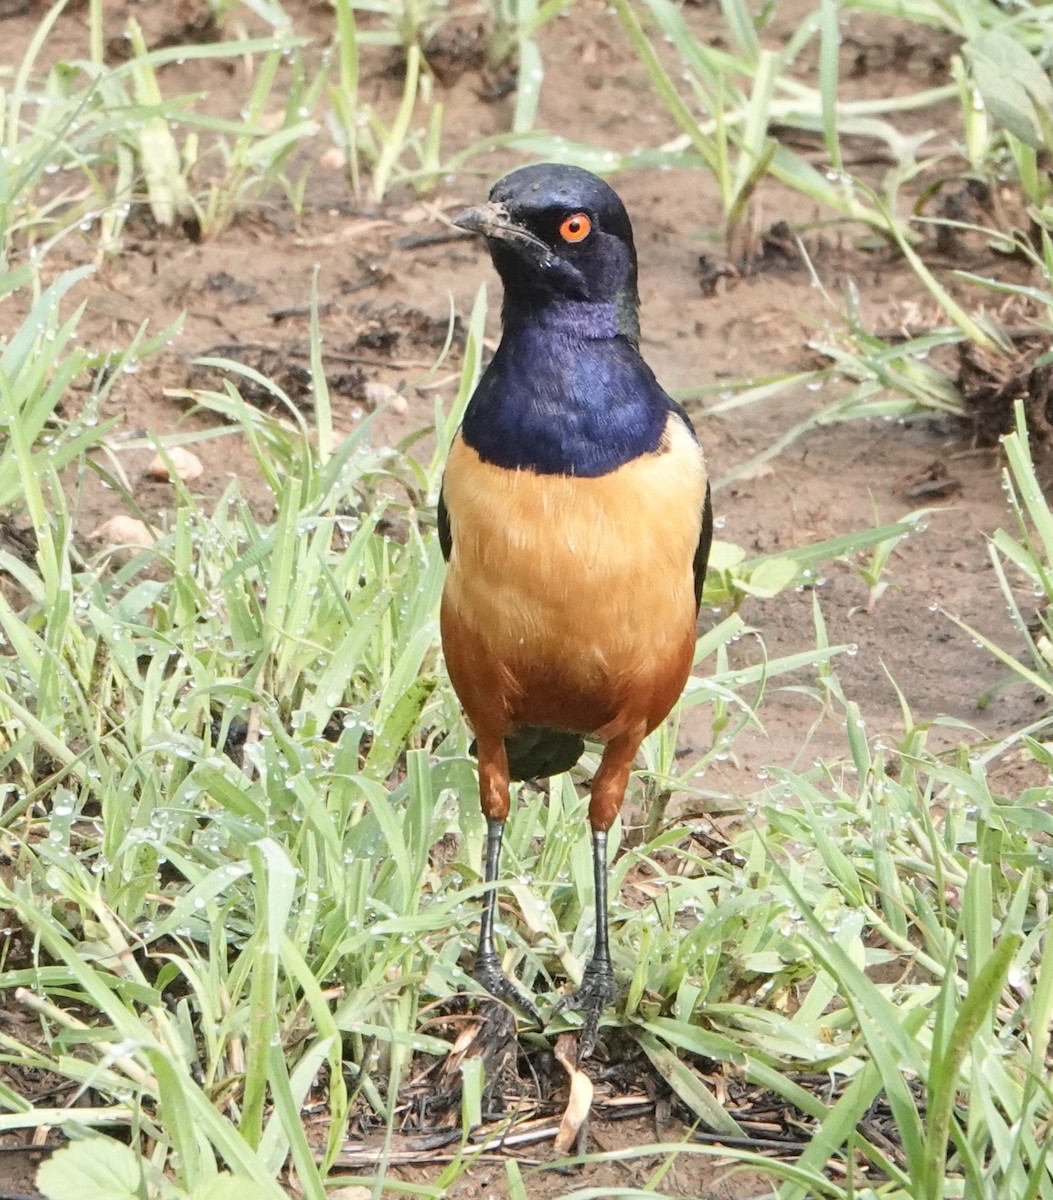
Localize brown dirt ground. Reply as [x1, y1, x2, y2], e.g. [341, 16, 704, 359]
[2, 0, 1050, 1196]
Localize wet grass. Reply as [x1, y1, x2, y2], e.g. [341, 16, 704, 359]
[1, 0, 1053, 1197]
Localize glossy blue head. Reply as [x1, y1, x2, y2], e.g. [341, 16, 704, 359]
[454, 165, 676, 477]
[453, 163, 641, 342]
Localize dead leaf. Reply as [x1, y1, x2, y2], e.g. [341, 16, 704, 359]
[626, 879, 670, 899]
[364, 380, 408, 414]
[553, 1032, 594, 1152]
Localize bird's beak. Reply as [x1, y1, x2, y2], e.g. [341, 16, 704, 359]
[451, 202, 502, 236]
[451, 202, 551, 254]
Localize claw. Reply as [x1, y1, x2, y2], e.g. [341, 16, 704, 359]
[555, 958, 617, 1061]
[473, 952, 544, 1027]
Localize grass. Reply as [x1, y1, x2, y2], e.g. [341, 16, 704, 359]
[2, 0, 1053, 1197]
[614, 0, 1053, 425]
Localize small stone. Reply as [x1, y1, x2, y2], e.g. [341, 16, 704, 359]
[90, 517, 157, 547]
[148, 447, 204, 483]
[319, 146, 346, 170]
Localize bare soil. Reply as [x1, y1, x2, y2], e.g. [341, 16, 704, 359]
[2, 0, 1050, 1195]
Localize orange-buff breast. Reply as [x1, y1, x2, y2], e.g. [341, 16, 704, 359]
[441, 413, 708, 742]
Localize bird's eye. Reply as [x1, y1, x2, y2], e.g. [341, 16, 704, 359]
[559, 212, 592, 243]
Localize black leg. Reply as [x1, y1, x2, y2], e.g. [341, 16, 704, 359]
[556, 828, 617, 1060]
[472, 817, 543, 1025]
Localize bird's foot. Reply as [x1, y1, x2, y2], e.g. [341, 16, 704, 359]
[554, 959, 617, 1062]
[473, 953, 543, 1027]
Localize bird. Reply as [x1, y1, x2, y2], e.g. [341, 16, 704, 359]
[438, 162, 712, 1059]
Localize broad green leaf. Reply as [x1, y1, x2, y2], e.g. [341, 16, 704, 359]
[965, 32, 1053, 150]
[36, 1139, 145, 1200]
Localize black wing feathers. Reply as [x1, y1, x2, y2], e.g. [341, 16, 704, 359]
[695, 482, 713, 610]
[437, 487, 452, 562]
[668, 401, 711, 611]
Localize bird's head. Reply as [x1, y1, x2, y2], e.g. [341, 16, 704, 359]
[453, 163, 640, 341]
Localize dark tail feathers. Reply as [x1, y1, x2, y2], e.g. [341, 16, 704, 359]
[470, 726, 585, 781]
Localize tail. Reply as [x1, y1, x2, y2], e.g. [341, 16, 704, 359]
[471, 726, 585, 781]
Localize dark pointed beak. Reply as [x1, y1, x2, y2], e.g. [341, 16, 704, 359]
[451, 203, 499, 236]
[451, 202, 551, 256]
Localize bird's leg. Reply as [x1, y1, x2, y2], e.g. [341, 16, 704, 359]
[556, 733, 637, 1060]
[557, 827, 618, 1060]
[472, 738, 543, 1025]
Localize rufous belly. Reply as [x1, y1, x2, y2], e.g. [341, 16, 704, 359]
[441, 413, 707, 743]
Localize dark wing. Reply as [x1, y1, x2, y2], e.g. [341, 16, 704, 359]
[437, 485, 452, 562]
[695, 482, 713, 610]
[668, 400, 712, 611]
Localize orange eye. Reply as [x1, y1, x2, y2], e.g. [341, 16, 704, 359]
[559, 212, 591, 243]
